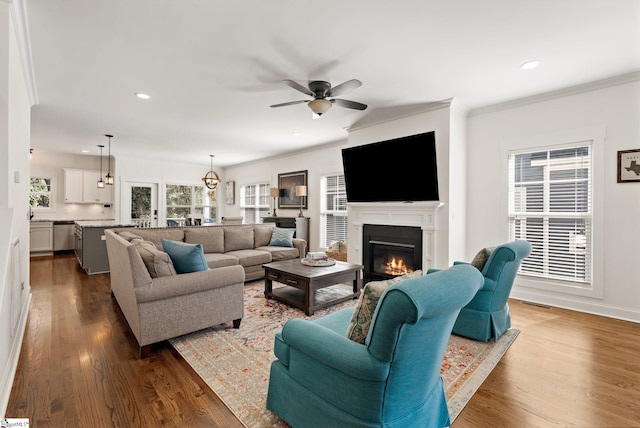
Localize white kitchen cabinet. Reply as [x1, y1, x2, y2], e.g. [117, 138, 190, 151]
[64, 168, 111, 204]
[30, 221, 54, 253]
[64, 168, 83, 203]
[82, 171, 112, 203]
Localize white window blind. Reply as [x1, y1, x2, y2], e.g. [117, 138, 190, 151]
[508, 143, 592, 285]
[320, 174, 348, 249]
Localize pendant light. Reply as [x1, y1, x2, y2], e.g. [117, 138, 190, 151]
[202, 155, 221, 189]
[105, 134, 114, 185]
[97, 144, 105, 188]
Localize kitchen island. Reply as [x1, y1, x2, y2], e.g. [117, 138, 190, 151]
[75, 220, 134, 274]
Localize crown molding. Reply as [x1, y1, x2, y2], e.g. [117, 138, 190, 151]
[7, 0, 38, 106]
[469, 71, 640, 117]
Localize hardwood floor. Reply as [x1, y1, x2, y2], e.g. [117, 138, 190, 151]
[7, 254, 640, 427]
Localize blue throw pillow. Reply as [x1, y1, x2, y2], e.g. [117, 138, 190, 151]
[269, 227, 295, 247]
[161, 238, 208, 274]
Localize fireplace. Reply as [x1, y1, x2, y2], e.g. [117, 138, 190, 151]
[363, 224, 422, 283]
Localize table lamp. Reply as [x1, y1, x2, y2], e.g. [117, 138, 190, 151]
[295, 185, 307, 217]
[270, 187, 279, 216]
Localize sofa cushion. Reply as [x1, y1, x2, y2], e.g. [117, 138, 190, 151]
[471, 247, 494, 272]
[204, 252, 240, 269]
[225, 249, 272, 267]
[256, 245, 300, 261]
[118, 230, 143, 242]
[134, 228, 185, 250]
[253, 225, 273, 247]
[184, 227, 225, 253]
[134, 240, 177, 278]
[346, 270, 423, 344]
[161, 238, 208, 274]
[224, 227, 254, 252]
[269, 227, 295, 247]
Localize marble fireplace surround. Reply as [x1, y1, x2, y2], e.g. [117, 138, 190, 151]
[347, 201, 444, 273]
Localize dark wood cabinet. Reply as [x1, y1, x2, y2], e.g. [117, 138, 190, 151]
[263, 216, 310, 250]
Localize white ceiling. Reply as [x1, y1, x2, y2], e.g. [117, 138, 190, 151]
[25, 0, 640, 169]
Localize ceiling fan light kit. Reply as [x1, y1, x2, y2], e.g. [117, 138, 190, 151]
[271, 79, 367, 117]
[308, 99, 332, 116]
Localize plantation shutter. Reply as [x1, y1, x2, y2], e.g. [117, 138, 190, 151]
[508, 143, 592, 285]
[322, 174, 348, 248]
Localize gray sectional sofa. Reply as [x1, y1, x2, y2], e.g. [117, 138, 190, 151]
[105, 223, 307, 357]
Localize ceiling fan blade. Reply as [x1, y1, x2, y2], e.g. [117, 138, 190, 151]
[331, 98, 367, 110]
[270, 100, 309, 108]
[326, 79, 362, 97]
[283, 80, 314, 97]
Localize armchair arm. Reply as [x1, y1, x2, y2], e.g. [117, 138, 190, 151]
[281, 318, 389, 381]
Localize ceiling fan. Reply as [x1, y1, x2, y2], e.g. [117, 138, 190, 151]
[270, 79, 367, 117]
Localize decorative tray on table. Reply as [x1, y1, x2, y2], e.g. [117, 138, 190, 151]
[300, 258, 336, 267]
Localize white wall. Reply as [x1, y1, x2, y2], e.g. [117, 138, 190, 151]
[1, 2, 33, 416]
[467, 79, 640, 322]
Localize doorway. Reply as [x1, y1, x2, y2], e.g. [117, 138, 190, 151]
[122, 182, 159, 227]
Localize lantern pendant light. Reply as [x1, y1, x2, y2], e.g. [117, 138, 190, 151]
[202, 155, 221, 189]
[105, 134, 114, 185]
[97, 144, 105, 188]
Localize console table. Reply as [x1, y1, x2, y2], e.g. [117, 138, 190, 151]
[263, 216, 310, 250]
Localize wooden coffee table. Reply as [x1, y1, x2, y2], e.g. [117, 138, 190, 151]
[263, 259, 363, 315]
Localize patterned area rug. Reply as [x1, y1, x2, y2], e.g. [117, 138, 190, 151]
[169, 281, 519, 427]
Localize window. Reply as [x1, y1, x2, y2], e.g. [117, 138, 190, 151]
[30, 177, 53, 210]
[165, 184, 216, 225]
[320, 174, 348, 249]
[508, 143, 592, 286]
[240, 182, 270, 223]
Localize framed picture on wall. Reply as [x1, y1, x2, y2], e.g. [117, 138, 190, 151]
[226, 181, 235, 204]
[278, 170, 308, 209]
[617, 149, 640, 183]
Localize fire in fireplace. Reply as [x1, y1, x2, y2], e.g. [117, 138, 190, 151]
[363, 224, 422, 283]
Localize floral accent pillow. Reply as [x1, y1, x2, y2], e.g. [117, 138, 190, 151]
[345, 270, 423, 343]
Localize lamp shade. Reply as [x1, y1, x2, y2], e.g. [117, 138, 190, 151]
[307, 99, 332, 116]
[270, 187, 280, 198]
[295, 185, 307, 197]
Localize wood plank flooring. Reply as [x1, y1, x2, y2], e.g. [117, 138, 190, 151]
[7, 253, 640, 427]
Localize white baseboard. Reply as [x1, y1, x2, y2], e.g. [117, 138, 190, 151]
[0, 291, 31, 418]
[510, 289, 640, 324]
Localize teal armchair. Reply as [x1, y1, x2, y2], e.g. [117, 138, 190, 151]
[266, 264, 484, 428]
[444, 240, 532, 342]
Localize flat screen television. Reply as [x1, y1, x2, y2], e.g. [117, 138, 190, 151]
[341, 131, 439, 202]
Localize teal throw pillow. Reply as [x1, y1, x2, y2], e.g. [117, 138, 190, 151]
[269, 227, 295, 247]
[161, 238, 208, 274]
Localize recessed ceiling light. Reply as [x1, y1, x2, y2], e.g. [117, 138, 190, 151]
[81, 150, 89, 153]
[521, 60, 540, 70]
[292, 132, 301, 136]
[135, 92, 151, 99]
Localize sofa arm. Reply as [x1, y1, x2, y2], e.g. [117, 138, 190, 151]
[292, 238, 307, 258]
[135, 265, 245, 303]
[280, 318, 389, 381]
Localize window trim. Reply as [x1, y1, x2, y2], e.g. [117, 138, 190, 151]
[29, 175, 56, 212]
[501, 127, 604, 299]
[320, 172, 348, 250]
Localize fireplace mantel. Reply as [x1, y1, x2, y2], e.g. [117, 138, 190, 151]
[347, 201, 444, 273]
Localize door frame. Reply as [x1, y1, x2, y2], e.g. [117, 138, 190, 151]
[120, 180, 160, 227]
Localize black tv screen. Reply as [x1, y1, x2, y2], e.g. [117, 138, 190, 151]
[341, 131, 439, 202]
